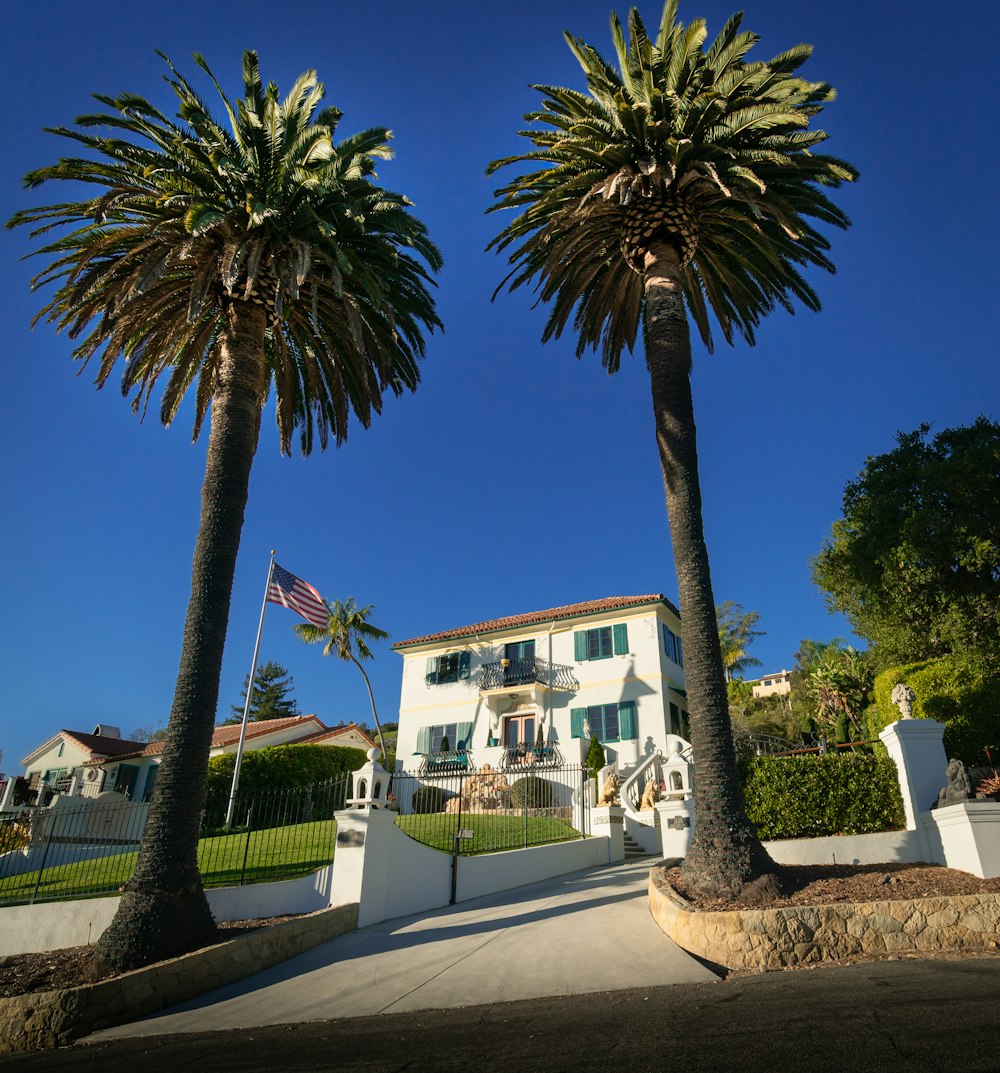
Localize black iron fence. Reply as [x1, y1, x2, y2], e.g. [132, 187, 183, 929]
[0, 775, 349, 907]
[392, 761, 590, 855]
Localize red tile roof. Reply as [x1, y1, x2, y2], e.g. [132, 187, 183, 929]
[59, 731, 148, 758]
[393, 594, 679, 649]
[299, 723, 377, 749]
[94, 716, 327, 763]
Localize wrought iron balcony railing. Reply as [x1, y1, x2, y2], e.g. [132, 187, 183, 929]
[419, 749, 473, 775]
[479, 657, 548, 690]
[499, 740, 564, 769]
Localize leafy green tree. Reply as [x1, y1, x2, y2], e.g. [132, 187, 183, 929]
[9, 52, 441, 970]
[805, 644, 873, 742]
[717, 602, 764, 682]
[294, 598, 391, 762]
[813, 418, 1000, 666]
[228, 661, 300, 724]
[488, 2, 855, 898]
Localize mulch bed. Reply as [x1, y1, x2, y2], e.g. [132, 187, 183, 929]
[0, 915, 303, 999]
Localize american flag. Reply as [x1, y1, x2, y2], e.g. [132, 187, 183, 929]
[267, 564, 328, 629]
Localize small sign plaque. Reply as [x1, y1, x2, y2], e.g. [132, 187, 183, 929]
[457, 829, 474, 840]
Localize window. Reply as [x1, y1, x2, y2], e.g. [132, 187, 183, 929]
[574, 623, 628, 662]
[663, 625, 684, 667]
[425, 650, 471, 685]
[504, 713, 535, 747]
[57, 742, 65, 758]
[415, 721, 474, 754]
[570, 702, 637, 743]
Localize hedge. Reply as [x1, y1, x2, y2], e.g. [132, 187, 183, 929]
[740, 753, 904, 841]
[204, 743, 367, 796]
[867, 656, 1000, 765]
[509, 776, 555, 809]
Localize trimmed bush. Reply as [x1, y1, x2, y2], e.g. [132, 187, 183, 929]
[868, 656, 1000, 765]
[411, 785, 454, 814]
[740, 753, 904, 841]
[204, 742, 367, 796]
[509, 775, 555, 809]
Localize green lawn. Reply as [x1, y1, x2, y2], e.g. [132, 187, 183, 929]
[395, 812, 580, 854]
[0, 819, 338, 906]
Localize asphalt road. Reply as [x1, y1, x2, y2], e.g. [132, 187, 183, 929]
[7, 957, 1000, 1073]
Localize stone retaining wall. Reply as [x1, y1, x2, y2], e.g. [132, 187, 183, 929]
[648, 865, 1000, 971]
[0, 902, 358, 1054]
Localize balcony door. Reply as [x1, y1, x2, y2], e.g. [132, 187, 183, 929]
[504, 639, 535, 685]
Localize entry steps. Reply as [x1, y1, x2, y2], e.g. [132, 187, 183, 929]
[623, 832, 655, 859]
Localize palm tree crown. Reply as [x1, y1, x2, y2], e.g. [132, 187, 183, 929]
[295, 597, 390, 760]
[488, 0, 855, 366]
[11, 50, 442, 450]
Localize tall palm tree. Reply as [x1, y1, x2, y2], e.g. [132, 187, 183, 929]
[9, 52, 441, 969]
[717, 601, 764, 682]
[488, 2, 855, 897]
[294, 597, 390, 761]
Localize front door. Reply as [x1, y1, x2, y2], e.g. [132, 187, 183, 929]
[504, 713, 535, 749]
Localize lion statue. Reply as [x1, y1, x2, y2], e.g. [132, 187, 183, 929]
[597, 771, 621, 806]
[640, 776, 661, 811]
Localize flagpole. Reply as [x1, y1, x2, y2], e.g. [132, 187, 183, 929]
[225, 550, 276, 827]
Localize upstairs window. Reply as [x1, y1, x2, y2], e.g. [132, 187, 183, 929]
[415, 722, 474, 754]
[425, 651, 471, 685]
[574, 623, 628, 661]
[570, 702, 637, 743]
[663, 625, 684, 667]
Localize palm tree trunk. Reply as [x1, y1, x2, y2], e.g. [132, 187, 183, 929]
[96, 303, 268, 971]
[642, 241, 774, 899]
[350, 654, 389, 764]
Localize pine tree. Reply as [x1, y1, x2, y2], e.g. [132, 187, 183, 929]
[229, 662, 301, 723]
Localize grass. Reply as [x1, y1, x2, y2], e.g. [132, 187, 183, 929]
[0, 819, 338, 906]
[395, 811, 580, 854]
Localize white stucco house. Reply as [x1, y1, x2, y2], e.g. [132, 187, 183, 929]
[392, 594, 689, 777]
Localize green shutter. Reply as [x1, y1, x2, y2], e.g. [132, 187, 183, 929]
[613, 623, 628, 655]
[570, 708, 586, 738]
[458, 651, 471, 680]
[574, 631, 588, 661]
[619, 701, 637, 740]
[456, 722, 474, 749]
[424, 657, 438, 685]
[415, 726, 432, 754]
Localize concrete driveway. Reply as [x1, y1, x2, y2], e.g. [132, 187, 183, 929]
[86, 858, 717, 1041]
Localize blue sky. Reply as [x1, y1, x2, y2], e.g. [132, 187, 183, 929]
[2, 0, 997, 772]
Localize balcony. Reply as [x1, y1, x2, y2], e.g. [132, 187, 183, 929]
[499, 740, 564, 770]
[479, 658, 579, 693]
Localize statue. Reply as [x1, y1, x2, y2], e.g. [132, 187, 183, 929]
[639, 776, 661, 811]
[935, 758, 972, 808]
[597, 771, 621, 806]
[891, 682, 916, 720]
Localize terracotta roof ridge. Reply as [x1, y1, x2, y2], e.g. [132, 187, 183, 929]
[394, 593, 677, 648]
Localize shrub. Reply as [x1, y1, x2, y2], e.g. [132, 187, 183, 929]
[411, 785, 453, 814]
[868, 656, 1000, 765]
[509, 775, 555, 809]
[204, 743, 367, 796]
[740, 753, 904, 840]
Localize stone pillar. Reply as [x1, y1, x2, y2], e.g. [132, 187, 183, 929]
[0, 777, 17, 813]
[655, 798, 694, 860]
[879, 718, 947, 829]
[330, 807, 400, 927]
[592, 804, 625, 863]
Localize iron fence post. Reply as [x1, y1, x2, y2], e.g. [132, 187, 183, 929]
[240, 803, 253, 887]
[30, 820, 55, 905]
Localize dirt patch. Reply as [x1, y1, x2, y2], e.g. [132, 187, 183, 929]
[664, 862, 1000, 912]
[0, 915, 304, 999]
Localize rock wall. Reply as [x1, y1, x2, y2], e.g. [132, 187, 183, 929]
[0, 902, 358, 1054]
[648, 865, 1000, 970]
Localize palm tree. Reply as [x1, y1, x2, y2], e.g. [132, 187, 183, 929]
[717, 601, 764, 682]
[9, 52, 441, 969]
[294, 598, 390, 761]
[488, 2, 855, 898]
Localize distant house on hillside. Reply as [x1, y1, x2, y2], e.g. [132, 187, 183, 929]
[749, 670, 793, 699]
[18, 716, 375, 803]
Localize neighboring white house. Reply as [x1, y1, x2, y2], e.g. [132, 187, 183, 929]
[750, 670, 793, 698]
[392, 594, 688, 775]
[19, 716, 376, 804]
